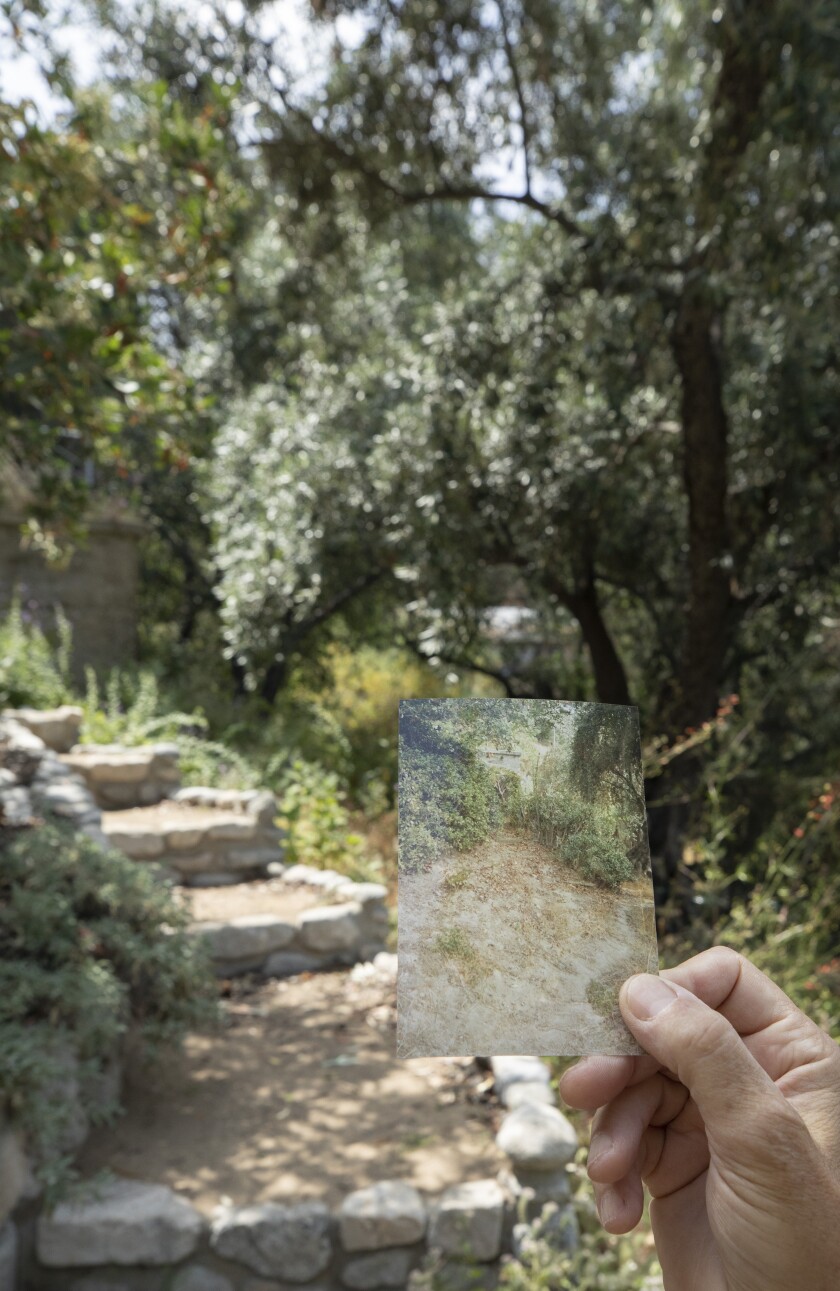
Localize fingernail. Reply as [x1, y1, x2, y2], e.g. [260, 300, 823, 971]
[588, 1132, 613, 1170]
[625, 974, 679, 1019]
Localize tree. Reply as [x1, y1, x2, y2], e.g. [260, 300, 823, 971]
[179, 0, 839, 733]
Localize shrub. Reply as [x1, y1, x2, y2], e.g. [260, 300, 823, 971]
[527, 788, 635, 888]
[0, 597, 73, 710]
[399, 745, 500, 871]
[275, 759, 384, 883]
[0, 822, 218, 1194]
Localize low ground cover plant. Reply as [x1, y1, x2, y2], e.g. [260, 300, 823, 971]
[0, 822, 218, 1196]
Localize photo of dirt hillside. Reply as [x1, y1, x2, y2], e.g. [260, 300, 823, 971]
[397, 698, 658, 1057]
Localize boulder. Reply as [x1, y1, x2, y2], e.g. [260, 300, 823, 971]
[428, 1180, 506, 1262]
[334, 882, 388, 907]
[210, 1201, 332, 1280]
[37, 1179, 204, 1266]
[490, 1056, 552, 1099]
[496, 1104, 578, 1170]
[501, 1081, 556, 1110]
[262, 950, 325, 978]
[339, 1181, 426, 1251]
[101, 822, 165, 858]
[341, 1248, 414, 1288]
[0, 784, 31, 826]
[4, 705, 82, 752]
[195, 915, 297, 963]
[498, 1165, 571, 1206]
[206, 817, 257, 841]
[299, 903, 363, 953]
[172, 1267, 236, 1291]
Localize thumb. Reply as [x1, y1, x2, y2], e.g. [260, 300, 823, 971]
[619, 973, 803, 1160]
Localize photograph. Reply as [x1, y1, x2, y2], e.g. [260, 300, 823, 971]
[397, 699, 658, 1058]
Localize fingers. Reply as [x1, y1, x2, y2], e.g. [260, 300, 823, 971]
[618, 973, 806, 1160]
[587, 1073, 688, 1184]
[559, 1053, 660, 1111]
[594, 1168, 645, 1234]
[662, 946, 839, 1082]
[662, 946, 805, 1037]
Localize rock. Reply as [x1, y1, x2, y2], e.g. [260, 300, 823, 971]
[282, 865, 346, 890]
[373, 952, 398, 978]
[299, 903, 363, 953]
[0, 716, 46, 752]
[206, 817, 257, 841]
[195, 915, 297, 962]
[165, 824, 206, 850]
[249, 790, 278, 824]
[172, 1266, 236, 1291]
[0, 1222, 17, 1291]
[499, 1165, 571, 1205]
[101, 823, 165, 858]
[87, 755, 150, 784]
[339, 1181, 426, 1252]
[496, 1104, 578, 1170]
[334, 882, 388, 907]
[342, 1248, 414, 1288]
[210, 1201, 332, 1280]
[32, 781, 96, 816]
[428, 1180, 506, 1262]
[173, 787, 218, 806]
[167, 851, 219, 875]
[0, 785, 31, 826]
[4, 705, 82, 752]
[502, 1081, 556, 1110]
[223, 844, 285, 868]
[0, 1118, 27, 1224]
[37, 1179, 204, 1266]
[490, 1056, 551, 1099]
[262, 950, 325, 977]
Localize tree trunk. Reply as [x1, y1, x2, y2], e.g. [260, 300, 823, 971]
[554, 579, 632, 706]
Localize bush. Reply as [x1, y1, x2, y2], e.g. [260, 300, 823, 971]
[0, 598, 73, 710]
[399, 745, 500, 872]
[275, 759, 384, 883]
[527, 788, 635, 888]
[0, 822, 218, 1194]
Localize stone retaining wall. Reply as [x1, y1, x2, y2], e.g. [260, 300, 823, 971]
[0, 714, 106, 847]
[4, 1050, 585, 1290]
[192, 878, 390, 977]
[60, 743, 181, 809]
[101, 789, 285, 886]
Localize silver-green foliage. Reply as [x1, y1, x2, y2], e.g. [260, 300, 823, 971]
[0, 822, 218, 1194]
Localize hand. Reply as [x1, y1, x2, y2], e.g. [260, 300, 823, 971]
[559, 947, 840, 1291]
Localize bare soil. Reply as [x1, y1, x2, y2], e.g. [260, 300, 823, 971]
[182, 877, 322, 923]
[397, 827, 658, 1058]
[78, 970, 504, 1214]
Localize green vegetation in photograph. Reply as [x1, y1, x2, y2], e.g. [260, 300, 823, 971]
[400, 700, 646, 889]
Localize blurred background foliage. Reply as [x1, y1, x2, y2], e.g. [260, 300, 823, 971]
[1, 2, 838, 1278]
[1, 0, 838, 1055]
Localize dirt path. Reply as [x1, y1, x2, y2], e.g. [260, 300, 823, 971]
[78, 970, 504, 1214]
[398, 828, 657, 1058]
